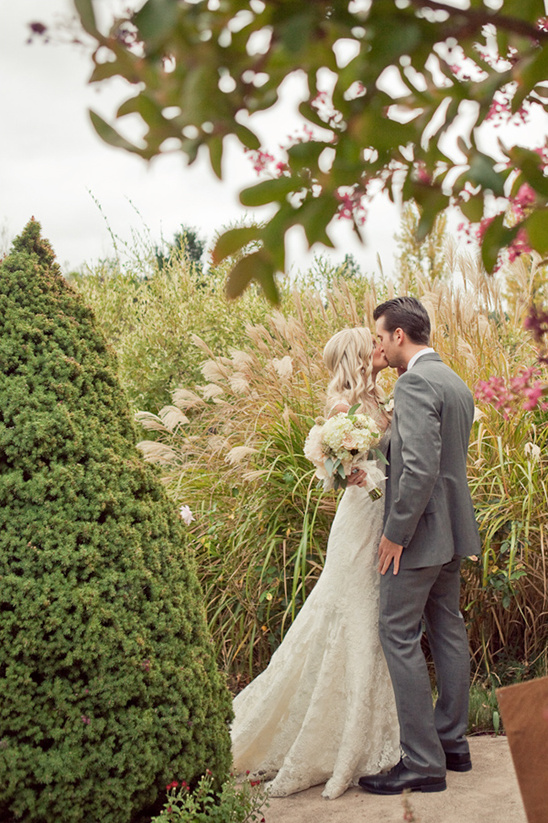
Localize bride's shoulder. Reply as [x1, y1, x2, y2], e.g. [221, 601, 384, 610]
[325, 393, 350, 418]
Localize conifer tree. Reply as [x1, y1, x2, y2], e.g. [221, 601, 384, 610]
[0, 220, 232, 822]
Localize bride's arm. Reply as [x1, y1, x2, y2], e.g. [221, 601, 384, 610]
[327, 403, 350, 417]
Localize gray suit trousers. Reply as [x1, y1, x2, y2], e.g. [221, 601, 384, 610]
[379, 555, 470, 775]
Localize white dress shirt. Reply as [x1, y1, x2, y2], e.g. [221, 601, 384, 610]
[407, 347, 435, 371]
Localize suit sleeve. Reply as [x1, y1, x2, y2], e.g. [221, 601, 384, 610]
[384, 370, 441, 547]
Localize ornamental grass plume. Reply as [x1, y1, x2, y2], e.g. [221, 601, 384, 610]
[0, 221, 232, 822]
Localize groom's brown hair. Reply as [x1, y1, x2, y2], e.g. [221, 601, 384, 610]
[373, 296, 431, 345]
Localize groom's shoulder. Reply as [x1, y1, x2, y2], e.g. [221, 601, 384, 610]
[414, 353, 453, 377]
[414, 355, 474, 396]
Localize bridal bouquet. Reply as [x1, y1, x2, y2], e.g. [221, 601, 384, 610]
[303, 404, 386, 499]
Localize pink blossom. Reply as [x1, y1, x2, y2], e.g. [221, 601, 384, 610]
[486, 98, 511, 122]
[524, 304, 548, 343]
[509, 367, 541, 392]
[415, 163, 432, 185]
[311, 91, 328, 107]
[248, 149, 274, 174]
[523, 382, 545, 410]
[335, 188, 367, 224]
[514, 183, 536, 209]
[507, 228, 532, 263]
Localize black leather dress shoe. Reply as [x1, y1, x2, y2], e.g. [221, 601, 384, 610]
[445, 752, 472, 772]
[358, 760, 446, 795]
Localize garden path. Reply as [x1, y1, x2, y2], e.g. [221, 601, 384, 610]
[264, 736, 525, 823]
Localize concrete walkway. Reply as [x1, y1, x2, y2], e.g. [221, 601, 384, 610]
[264, 736, 525, 823]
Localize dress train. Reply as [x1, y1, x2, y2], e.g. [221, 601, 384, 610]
[231, 480, 400, 799]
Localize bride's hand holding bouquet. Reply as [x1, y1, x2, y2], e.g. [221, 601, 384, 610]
[304, 403, 386, 500]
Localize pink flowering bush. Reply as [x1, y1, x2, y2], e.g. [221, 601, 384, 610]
[475, 367, 548, 418]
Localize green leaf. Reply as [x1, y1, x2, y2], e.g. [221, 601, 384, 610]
[233, 123, 261, 151]
[90, 61, 122, 83]
[225, 252, 279, 303]
[73, 0, 100, 37]
[413, 188, 449, 240]
[347, 403, 360, 416]
[510, 30, 548, 110]
[299, 197, 337, 249]
[280, 12, 314, 53]
[325, 457, 334, 474]
[260, 202, 305, 271]
[240, 177, 299, 208]
[117, 93, 165, 129]
[370, 448, 389, 465]
[524, 210, 548, 255]
[458, 196, 485, 224]
[480, 213, 505, 273]
[212, 226, 262, 264]
[496, 0, 542, 23]
[208, 136, 224, 180]
[286, 140, 328, 172]
[468, 153, 505, 196]
[509, 147, 548, 199]
[298, 101, 334, 132]
[480, 215, 520, 274]
[133, 0, 180, 46]
[89, 111, 146, 156]
[182, 65, 219, 124]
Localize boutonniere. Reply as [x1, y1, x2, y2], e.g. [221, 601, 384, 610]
[382, 396, 394, 413]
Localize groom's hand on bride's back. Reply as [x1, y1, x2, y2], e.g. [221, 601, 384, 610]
[378, 535, 403, 575]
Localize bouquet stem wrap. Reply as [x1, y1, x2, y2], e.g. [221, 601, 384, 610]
[355, 459, 386, 501]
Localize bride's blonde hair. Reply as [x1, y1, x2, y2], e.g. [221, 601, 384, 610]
[323, 327, 382, 416]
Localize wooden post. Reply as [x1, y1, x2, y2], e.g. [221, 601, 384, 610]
[497, 676, 548, 823]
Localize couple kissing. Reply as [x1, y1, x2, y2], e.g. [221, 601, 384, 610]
[231, 296, 481, 799]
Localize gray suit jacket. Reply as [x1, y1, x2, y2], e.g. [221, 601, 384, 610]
[384, 353, 481, 569]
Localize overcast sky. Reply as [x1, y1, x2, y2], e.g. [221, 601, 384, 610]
[0, 0, 401, 277]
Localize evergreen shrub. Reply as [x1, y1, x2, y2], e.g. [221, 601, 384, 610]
[0, 221, 232, 822]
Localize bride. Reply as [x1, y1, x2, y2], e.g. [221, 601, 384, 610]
[230, 327, 400, 799]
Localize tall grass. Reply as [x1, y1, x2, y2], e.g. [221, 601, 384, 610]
[75, 242, 548, 690]
[71, 256, 272, 412]
[134, 282, 390, 688]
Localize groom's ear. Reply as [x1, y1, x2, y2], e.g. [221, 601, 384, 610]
[394, 327, 405, 345]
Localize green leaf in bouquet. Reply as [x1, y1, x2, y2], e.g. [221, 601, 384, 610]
[336, 462, 346, 479]
[347, 403, 361, 417]
[325, 457, 334, 474]
[369, 448, 389, 465]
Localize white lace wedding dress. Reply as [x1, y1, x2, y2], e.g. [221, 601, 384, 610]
[230, 435, 400, 799]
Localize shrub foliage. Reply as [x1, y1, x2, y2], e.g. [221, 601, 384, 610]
[0, 221, 232, 822]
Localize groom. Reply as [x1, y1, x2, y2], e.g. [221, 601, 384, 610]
[359, 296, 481, 795]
